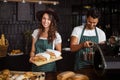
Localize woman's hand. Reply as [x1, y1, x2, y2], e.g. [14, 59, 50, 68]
[29, 56, 35, 63]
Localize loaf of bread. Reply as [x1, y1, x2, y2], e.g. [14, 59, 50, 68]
[67, 74, 89, 80]
[57, 71, 75, 80]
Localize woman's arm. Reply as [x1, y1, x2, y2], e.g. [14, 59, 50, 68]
[55, 43, 62, 52]
[54, 32, 62, 52]
[29, 37, 36, 63]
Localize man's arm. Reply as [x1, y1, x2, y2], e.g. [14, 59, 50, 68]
[70, 36, 93, 52]
[70, 36, 84, 52]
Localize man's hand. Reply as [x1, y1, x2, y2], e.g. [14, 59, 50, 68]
[83, 41, 93, 48]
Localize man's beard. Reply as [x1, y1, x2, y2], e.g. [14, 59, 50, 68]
[86, 24, 95, 30]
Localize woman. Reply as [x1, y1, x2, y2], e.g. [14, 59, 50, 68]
[29, 9, 62, 72]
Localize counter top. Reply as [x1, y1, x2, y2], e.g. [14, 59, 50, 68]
[0, 54, 120, 80]
[45, 69, 97, 80]
[45, 69, 120, 80]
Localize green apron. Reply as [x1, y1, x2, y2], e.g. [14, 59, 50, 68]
[32, 39, 56, 72]
[74, 26, 99, 70]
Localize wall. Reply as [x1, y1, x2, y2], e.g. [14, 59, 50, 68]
[0, 0, 120, 53]
[0, 1, 73, 53]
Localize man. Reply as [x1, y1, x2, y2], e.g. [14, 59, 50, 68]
[70, 7, 106, 70]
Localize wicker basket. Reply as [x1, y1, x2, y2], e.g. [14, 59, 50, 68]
[0, 39, 9, 57]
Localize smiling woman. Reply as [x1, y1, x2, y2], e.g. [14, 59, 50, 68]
[29, 9, 62, 72]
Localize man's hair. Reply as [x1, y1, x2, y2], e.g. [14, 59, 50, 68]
[87, 7, 101, 19]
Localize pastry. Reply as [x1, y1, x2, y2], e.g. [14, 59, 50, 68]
[24, 72, 34, 78]
[15, 75, 25, 80]
[2, 69, 10, 75]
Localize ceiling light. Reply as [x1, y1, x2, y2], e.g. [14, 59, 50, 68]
[53, 2, 57, 5]
[2, 0, 59, 5]
[22, 0, 26, 3]
[3, 0, 7, 2]
[38, 1, 42, 4]
[84, 5, 91, 9]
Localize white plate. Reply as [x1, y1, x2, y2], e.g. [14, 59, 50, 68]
[8, 52, 24, 56]
[62, 47, 71, 51]
[46, 49, 61, 57]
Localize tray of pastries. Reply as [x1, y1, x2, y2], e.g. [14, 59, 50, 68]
[31, 49, 63, 66]
[8, 49, 23, 56]
[0, 69, 45, 80]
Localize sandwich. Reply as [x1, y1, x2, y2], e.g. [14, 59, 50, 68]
[46, 49, 61, 59]
[33, 53, 51, 62]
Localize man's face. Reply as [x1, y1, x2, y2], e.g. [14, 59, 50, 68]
[86, 16, 99, 29]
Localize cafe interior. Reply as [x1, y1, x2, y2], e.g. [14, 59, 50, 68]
[0, 0, 120, 80]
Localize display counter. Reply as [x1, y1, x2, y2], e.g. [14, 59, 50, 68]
[0, 50, 75, 71]
[0, 54, 31, 71]
[0, 50, 120, 80]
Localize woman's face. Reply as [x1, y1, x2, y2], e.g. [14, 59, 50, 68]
[42, 13, 51, 28]
[86, 16, 98, 29]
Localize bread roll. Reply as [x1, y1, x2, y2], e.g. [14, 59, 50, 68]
[57, 71, 75, 80]
[35, 53, 50, 61]
[2, 69, 10, 75]
[11, 74, 19, 80]
[33, 56, 46, 62]
[47, 51, 56, 59]
[67, 74, 89, 80]
[15, 75, 25, 80]
[24, 72, 35, 78]
[46, 49, 61, 58]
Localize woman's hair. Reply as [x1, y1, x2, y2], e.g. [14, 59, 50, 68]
[37, 10, 58, 43]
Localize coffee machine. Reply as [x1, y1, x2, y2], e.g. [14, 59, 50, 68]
[93, 42, 120, 76]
